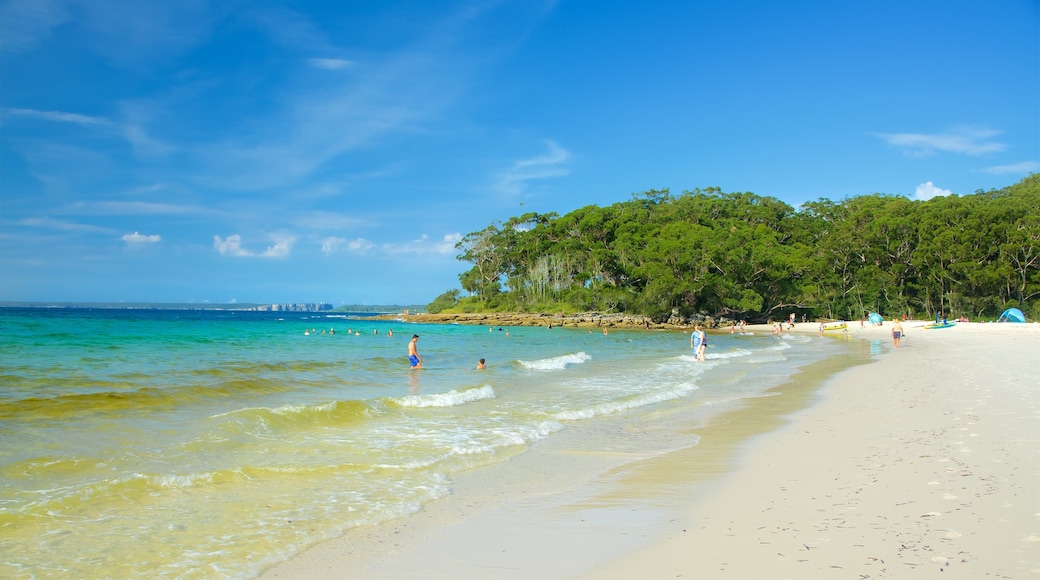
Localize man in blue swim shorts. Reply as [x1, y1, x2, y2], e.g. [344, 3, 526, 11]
[408, 334, 423, 368]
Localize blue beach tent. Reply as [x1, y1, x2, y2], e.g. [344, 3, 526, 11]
[868, 312, 883, 324]
[997, 308, 1026, 323]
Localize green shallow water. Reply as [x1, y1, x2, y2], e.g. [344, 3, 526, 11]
[0, 307, 864, 578]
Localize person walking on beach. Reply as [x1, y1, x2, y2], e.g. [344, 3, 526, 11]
[892, 319, 904, 348]
[408, 334, 422, 369]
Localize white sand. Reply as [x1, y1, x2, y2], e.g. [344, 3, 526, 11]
[260, 321, 1040, 579]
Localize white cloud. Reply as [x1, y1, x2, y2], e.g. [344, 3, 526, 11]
[914, 181, 953, 201]
[977, 161, 1040, 175]
[259, 234, 295, 257]
[214, 233, 295, 258]
[495, 140, 571, 196]
[875, 126, 1006, 157]
[321, 232, 460, 256]
[348, 238, 375, 253]
[122, 231, 161, 244]
[308, 57, 353, 70]
[214, 234, 249, 256]
[321, 236, 375, 254]
[383, 232, 461, 255]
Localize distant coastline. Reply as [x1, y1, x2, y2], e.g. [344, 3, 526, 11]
[369, 311, 679, 329]
[0, 301, 425, 313]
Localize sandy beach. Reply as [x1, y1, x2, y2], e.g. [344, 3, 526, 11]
[260, 320, 1040, 579]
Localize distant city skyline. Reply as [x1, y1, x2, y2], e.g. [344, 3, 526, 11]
[2, 0, 1037, 305]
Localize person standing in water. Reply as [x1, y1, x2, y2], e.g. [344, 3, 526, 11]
[690, 325, 706, 362]
[408, 334, 422, 369]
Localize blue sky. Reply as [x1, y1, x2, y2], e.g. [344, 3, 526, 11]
[1, 0, 1037, 306]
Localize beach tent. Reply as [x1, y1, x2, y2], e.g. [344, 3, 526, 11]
[868, 312, 883, 324]
[997, 307, 1026, 323]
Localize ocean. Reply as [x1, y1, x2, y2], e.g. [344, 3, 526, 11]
[0, 307, 870, 578]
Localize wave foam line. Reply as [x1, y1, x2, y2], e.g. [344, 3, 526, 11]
[518, 351, 591, 371]
[555, 382, 699, 421]
[393, 385, 496, 408]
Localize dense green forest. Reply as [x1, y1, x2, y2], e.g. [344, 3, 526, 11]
[429, 174, 1039, 322]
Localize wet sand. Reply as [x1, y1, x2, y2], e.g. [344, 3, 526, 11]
[260, 320, 1040, 579]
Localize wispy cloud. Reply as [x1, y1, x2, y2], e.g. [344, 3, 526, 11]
[214, 233, 295, 258]
[0, 0, 71, 52]
[874, 126, 1006, 157]
[14, 217, 116, 234]
[7, 107, 111, 126]
[294, 210, 369, 231]
[976, 161, 1039, 175]
[8, 106, 173, 160]
[66, 200, 216, 216]
[308, 57, 353, 70]
[914, 181, 953, 201]
[495, 140, 571, 196]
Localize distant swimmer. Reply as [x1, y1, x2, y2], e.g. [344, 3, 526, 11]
[408, 334, 423, 369]
[388, 329, 393, 337]
[477, 358, 486, 369]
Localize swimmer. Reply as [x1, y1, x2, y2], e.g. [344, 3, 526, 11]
[476, 358, 485, 369]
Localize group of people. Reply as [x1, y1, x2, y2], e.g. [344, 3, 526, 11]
[305, 327, 394, 337]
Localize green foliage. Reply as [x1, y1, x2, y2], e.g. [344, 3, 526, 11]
[445, 176, 1040, 321]
[426, 289, 460, 314]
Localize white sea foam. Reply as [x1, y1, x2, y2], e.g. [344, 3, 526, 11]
[555, 382, 699, 421]
[518, 351, 591, 370]
[271, 401, 338, 415]
[394, 385, 496, 408]
[705, 348, 754, 360]
[144, 471, 215, 489]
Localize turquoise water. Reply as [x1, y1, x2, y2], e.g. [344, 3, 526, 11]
[0, 307, 856, 578]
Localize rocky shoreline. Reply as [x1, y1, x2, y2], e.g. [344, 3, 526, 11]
[367, 311, 713, 329]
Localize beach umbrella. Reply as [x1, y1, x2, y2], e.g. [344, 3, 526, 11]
[868, 312, 883, 324]
[997, 307, 1026, 323]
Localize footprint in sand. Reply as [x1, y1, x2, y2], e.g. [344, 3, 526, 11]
[943, 493, 958, 500]
[945, 530, 962, 538]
